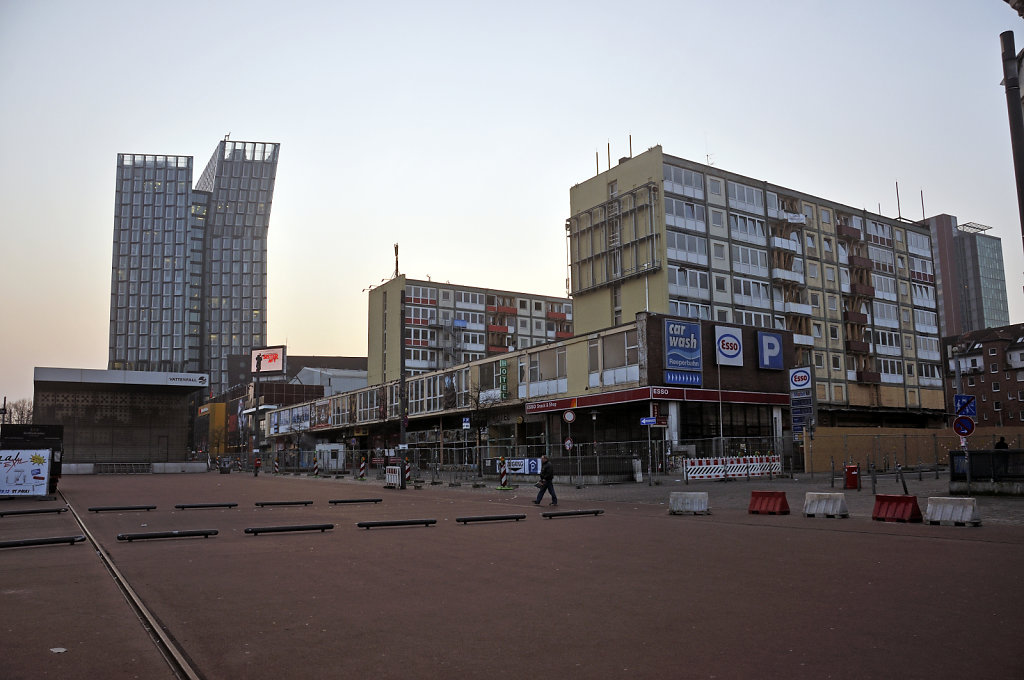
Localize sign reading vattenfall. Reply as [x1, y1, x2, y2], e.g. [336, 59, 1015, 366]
[715, 326, 743, 366]
[664, 320, 702, 386]
[1, 450, 51, 497]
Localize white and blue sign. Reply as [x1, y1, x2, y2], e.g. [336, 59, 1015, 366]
[665, 320, 702, 372]
[665, 370, 701, 386]
[789, 367, 812, 392]
[954, 394, 976, 417]
[715, 326, 743, 366]
[640, 417, 657, 426]
[757, 332, 784, 370]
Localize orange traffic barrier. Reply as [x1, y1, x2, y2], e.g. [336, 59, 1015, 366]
[871, 494, 923, 523]
[748, 491, 789, 515]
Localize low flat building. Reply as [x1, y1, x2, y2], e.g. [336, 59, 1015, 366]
[33, 367, 208, 471]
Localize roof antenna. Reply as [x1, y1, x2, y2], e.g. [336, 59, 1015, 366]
[393, 243, 400, 279]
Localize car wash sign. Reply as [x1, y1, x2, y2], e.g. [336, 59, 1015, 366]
[664, 320, 702, 386]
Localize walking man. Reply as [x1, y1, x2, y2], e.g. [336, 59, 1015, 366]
[533, 454, 557, 506]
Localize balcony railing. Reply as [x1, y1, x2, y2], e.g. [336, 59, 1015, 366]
[856, 370, 881, 384]
[843, 310, 868, 325]
[845, 339, 870, 354]
[850, 282, 875, 297]
[836, 224, 863, 241]
[848, 254, 873, 270]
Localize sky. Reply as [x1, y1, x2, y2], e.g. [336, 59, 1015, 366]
[1, 0, 1023, 402]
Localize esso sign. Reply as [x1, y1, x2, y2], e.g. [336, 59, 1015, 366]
[718, 335, 741, 357]
[789, 368, 811, 390]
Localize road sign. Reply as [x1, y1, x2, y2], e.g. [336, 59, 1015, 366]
[462, 417, 470, 430]
[954, 394, 977, 417]
[563, 410, 576, 423]
[791, 397, 813, 408]
[564, 437, 574, 451]
[952, 416, 975, 437]
[640, 417, 656, 426]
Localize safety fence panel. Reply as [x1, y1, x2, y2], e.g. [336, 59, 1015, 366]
[684, 454, 781, 480]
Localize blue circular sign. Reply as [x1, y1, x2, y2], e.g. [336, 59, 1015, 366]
[952, 416, 975, 437]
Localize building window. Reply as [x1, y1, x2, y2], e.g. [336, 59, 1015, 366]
[827, 296, 838, 311]
[829, 325, 840, 341]
[991, 363, 999, 374]
[815, 352, 824, 368]
[810, 293, 820, 307]
[993, 382, 1000, 392]
[709, 178, 723, 195]
[813, 323, 822, 338]
[831, 355, 841, 371]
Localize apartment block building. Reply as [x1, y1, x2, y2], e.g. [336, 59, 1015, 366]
[367, 275, 573, 385]
[566, 145, 946, 427]
[944, 322, 1024, 427]
[108, 139, 280, 396]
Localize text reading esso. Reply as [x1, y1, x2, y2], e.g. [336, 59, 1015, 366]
[718, 335, 741, 357]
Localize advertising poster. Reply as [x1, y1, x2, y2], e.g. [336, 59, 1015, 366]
[1, 450, 51, 497]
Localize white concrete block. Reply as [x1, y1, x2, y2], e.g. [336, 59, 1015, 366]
[669, 491, 710, 515]
[802, 492, 849, 518]
[924, 497, 981, 526]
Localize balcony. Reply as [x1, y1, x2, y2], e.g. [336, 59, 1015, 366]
[848, 255, 872, 270]
[770, 236, 802, 255]
[836, 224, 863, 241]
[793, 334, 815, 346]
[784, 301, 813, 316]
[555, 331, 573, 339]
[771, 268, 805, 285]
[856, 370, 881, 384]
[487, 345, 511, 354]
[487, 324, 512, 333]
[845, 339, 870, 354]
[546, 311, 567, 320]
[850, 282, 875, 297]
[843, 310, 868, 325]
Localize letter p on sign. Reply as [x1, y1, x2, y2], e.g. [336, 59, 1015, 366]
[758, 332, 783, 369]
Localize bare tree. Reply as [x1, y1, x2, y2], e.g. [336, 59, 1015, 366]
[5, 398, 33, 424]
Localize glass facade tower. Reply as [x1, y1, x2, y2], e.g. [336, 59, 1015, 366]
[108, 140, 279, 396]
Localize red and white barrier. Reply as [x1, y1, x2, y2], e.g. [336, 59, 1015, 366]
[313, 458, 319, 476]
[358, 457, 367, 480]
[404, 458, 411, 485]
[684, 455, 781, 480]
[274, 457, 279, 474]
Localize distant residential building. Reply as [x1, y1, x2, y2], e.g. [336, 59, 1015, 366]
[367, 275, 573, 385]
[566, 145, 946, 427]
[943, 322, 1024, 427]
[924, 215, 1010, 336]
[108, 139, 280, 396]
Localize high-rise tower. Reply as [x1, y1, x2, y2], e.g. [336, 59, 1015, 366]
[108, 139, 279, 395]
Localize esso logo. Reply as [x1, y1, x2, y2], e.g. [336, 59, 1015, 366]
[791, 370, 810, 386]
[718, 334, 741, 357]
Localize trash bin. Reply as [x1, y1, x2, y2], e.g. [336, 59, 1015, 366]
[843, 464, 859, 489]
[218, 458, 232, 474]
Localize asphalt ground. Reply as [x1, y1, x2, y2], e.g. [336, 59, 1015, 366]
[1, 470, 1022, 680]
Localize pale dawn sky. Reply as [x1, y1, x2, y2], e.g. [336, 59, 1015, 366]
[1, 0, 1022, 401]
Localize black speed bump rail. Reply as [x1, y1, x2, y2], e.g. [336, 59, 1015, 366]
[245, 524, 334, 536]
[0, 506, 69, 518]
[329, 498, 383, 505]
[0, 535, 85, 549]
[117, 529, 218, 542]
[541, 509, 604, 519]
[89, 505, 156, 513]
[456, 514, 527, 525]
[175, 503, 238, 510]
[356, 519, 436, 529]
[254, 500, 313, 507]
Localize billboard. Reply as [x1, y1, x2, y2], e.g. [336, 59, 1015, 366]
[664, 320, 702, 372]
[251, 346, 286, 375]
[715, 326, 744, 366]
[1, 450, 51, 497]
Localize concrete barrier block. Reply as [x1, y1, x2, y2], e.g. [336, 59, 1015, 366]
[802, 492, 849, 518]
[669, 492, 710, 515]
[924, 497, 981, 527]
